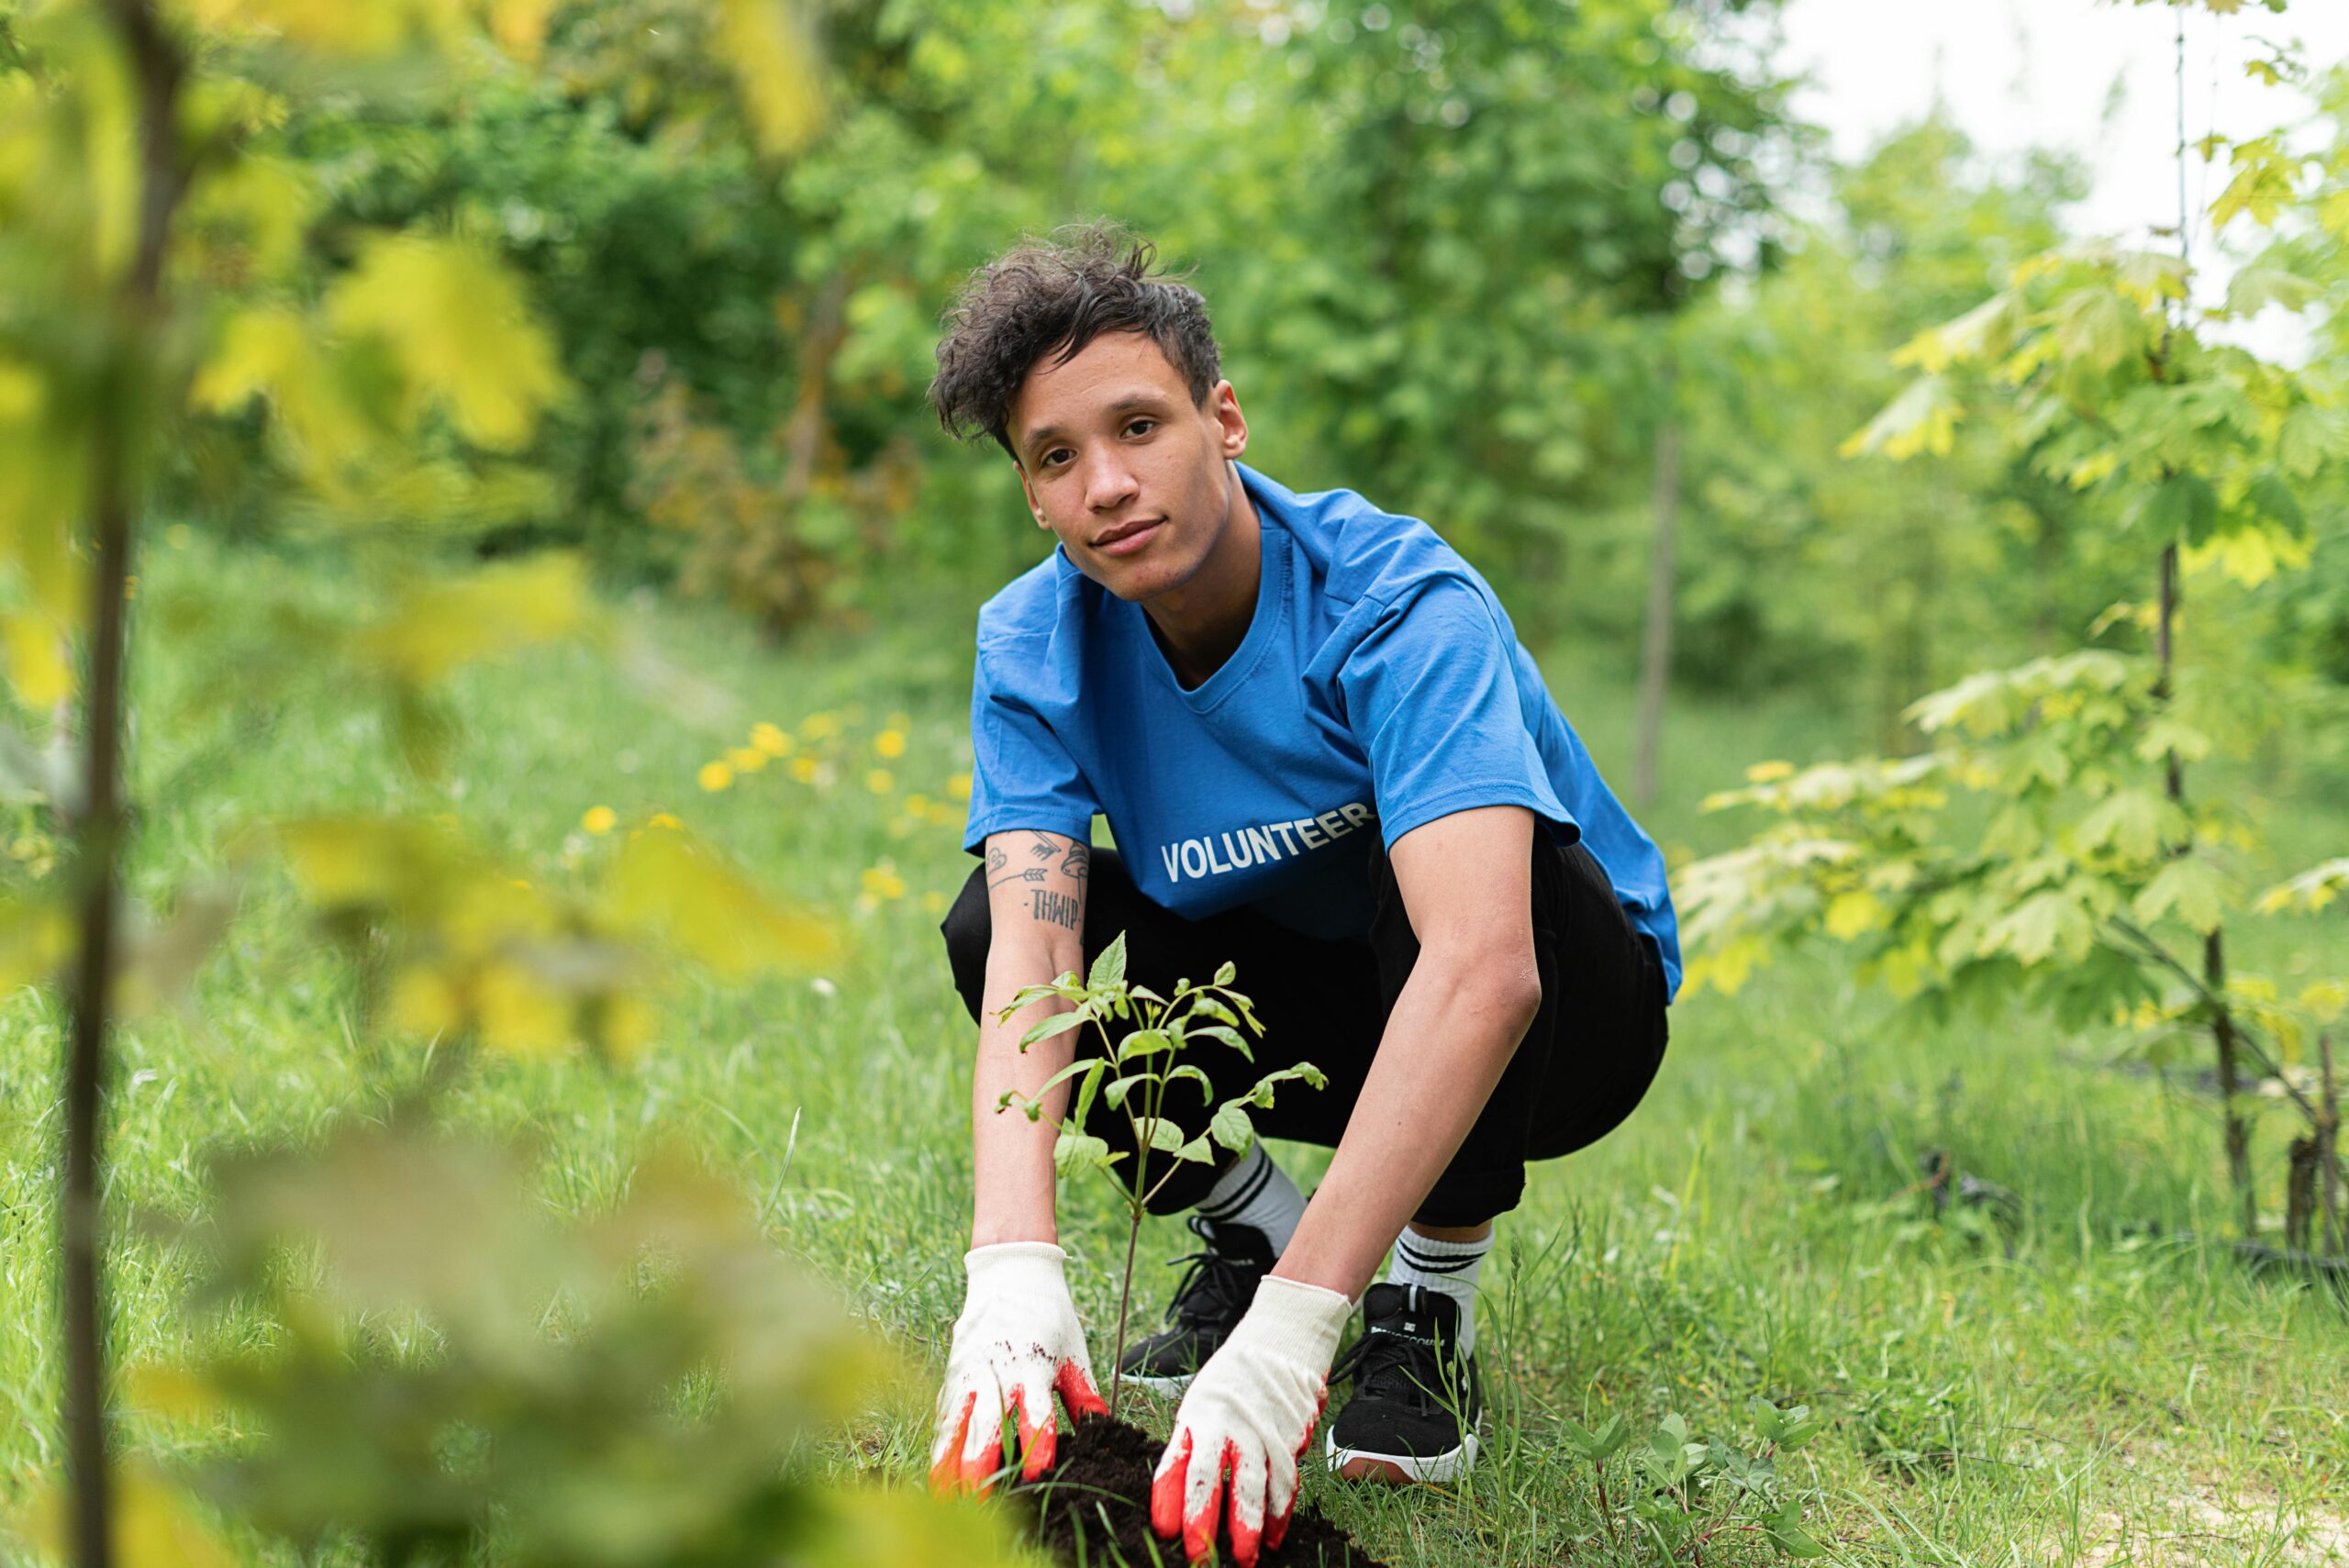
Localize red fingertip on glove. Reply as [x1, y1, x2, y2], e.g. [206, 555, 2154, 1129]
[963, 1420, 1006, 1493]
[1008, 1386, 1055, 1480]
[930, 1390, 977, 1496]
[1150, 1430, 1191, 1540]
[1184, 1440, 1241, 1564]
[1056, 1358, 1108, 1421]
[1221, 1439, 1263, 1566]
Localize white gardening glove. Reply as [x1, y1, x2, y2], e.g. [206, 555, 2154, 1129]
[1150, 1273, 1353, 1566]
[930, 1240, 1108, 1494]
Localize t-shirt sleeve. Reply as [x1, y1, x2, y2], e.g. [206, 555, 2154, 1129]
[1338, 576, 1575, 848]
[963, 641, 1100, 854]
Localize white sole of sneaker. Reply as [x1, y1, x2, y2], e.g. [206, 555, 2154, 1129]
[1326, 1424, 1480, 1485]
[1114, 1369, 1196, 1396]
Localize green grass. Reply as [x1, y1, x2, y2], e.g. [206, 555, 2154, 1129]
[4, 529, 2347, 1565]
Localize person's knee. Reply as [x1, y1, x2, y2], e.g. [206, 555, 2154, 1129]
[940, 865, 990, 1022]
[1413, 1171, 1524, 1229]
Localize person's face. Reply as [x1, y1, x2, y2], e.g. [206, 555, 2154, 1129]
[1006, 330, 1248, 604]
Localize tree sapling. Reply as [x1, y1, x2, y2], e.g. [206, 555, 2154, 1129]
[996, 930, 1325, 1423]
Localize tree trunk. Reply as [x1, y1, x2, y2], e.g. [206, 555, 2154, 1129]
[64, 7, 184, 1565]
[2154, 541, 2255, 1232]
[1633, 388, 1679, 809]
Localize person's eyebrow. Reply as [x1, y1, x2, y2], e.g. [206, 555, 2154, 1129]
[1019, 392, 1173, 462]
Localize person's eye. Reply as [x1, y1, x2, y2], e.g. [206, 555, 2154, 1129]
[1125, 418, 1156, 438]
[1041, 448, 1071, 468]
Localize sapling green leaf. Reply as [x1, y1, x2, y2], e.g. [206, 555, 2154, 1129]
[1137, 1117, 1184, 1153]
[1017, 1010, 1091, 1051]
[1103, 1072, 1150, 1110]
[1053, 1131, 1113, 1177]
[1118, 1029, 1173, 1061]
[1071, 1059, 1108, 1127]
[1209, 1101, 1255, 1154]
[1174, 1136, 1216, 1163]
[1087, 931, 1127, 991]
[1191, 1023, 1253, 1060]
[1005, 1054, 1108, 1108]
[1214, 961, 1235, 985]
[1247, 1064, 1327, 1108]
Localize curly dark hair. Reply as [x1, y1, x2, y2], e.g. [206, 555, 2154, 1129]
[930, 221, 1222, 460]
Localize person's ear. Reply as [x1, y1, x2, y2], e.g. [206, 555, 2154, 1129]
[1209, 380, 1248, 460]
[1012, 460, 1048, 528]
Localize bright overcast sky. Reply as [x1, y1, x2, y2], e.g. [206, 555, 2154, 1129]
[1774, 0, 2349, 355]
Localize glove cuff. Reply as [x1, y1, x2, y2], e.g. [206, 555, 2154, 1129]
[964, 1240, 1071, 1294]
[1232, 1273, 1353, 1366]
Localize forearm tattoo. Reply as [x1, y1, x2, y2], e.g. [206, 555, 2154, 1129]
[990, 831, 1085, 929]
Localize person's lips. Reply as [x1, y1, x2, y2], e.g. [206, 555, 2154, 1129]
[1092, 517, 1163, 557]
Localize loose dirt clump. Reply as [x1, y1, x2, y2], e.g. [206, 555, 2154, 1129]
[1019, 1418, 1391, 1568]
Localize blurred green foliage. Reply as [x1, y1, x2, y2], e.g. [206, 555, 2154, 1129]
[159, 0, 1802, 638]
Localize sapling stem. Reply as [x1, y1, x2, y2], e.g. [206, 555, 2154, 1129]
[1108, 1213, 1141, 1425]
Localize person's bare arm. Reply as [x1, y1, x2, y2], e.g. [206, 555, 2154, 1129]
[1271, 805, 1545, 1297]
[971, 828, 1093, 1247]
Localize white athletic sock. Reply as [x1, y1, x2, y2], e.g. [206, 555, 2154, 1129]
[1388, 1228, 1494, 1355]
[1192, 1143, 1307, 1257]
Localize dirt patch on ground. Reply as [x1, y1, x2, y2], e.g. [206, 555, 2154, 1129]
[1017, 1417, 1390, 1567]
[2076, 1488, 2349, 1566]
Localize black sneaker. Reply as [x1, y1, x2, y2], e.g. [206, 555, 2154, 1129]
[1115, 1217, 1277, 1394]
[1325, 1283, 1484, 1484]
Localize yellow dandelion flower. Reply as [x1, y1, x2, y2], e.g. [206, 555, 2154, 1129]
[788, 756, 820, 783]
[874, 728, 908, 759]
[861, 864, 907, 900]
[800, 711, 841, 740]
[921, 890, 949, 915]
[865, 767, 896, 795]
[729, 746, 768, 773]
[946, 772, 973, 801]
[581, 806, 618, 835]
[698, 761, 734, 792]
[751, 722, 793, 756]
[648, 811, 683, 829]
[904, 793, 932, 816]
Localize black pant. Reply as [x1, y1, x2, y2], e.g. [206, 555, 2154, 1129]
[940, 830, 1667, 1228]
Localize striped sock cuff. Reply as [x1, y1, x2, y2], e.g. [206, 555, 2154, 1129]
[1394, 1235, 1488, 1276]
[1196, 1147, 1274, 1223]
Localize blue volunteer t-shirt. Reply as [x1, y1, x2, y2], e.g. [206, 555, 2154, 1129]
[963, 462, 1683, 1001]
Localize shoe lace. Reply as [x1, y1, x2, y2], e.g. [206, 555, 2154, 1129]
[1330, 1297, 1458, 1417]
[1161, 1216, 1265, 1329]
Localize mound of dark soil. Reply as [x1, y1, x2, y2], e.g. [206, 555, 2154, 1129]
[1018, 1417, 1389, 1568]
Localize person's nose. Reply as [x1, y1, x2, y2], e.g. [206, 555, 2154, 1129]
[1079, 446, 1140, 514]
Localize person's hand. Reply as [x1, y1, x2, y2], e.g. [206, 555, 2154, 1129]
[930, 1241, 1108, 1493]
[1150, 1274, 1353, 1566]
